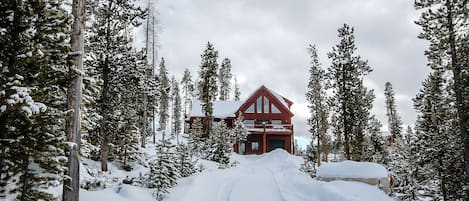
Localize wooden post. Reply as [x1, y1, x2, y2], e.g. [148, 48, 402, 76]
[263, 123, 267, 153]
[63, 0, 86, 200]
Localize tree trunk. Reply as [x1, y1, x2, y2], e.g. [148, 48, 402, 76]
[63, 0, 86, 200]
[446, 0, 469, 183]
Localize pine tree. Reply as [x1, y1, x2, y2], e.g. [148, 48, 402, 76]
[384, 82, 403, 142]
[171, 76, 182, 143]
[197, 42, 219, 136]
[218, 58, 232, 101]
[158, 58, 170, 135]
[230, 112, 248, 146]
[364, 116, 386, 164]
[415, 0, 469, 184]
[306, 44, 329, 165]
[188, 117, 205, 157]
[0, 0, 70, 199]
[327, 24, 373, 161]
[413, 69, 467, 200]
[86, 0, 146, 172]
[181, 68, 194, 117]
[300, 142, 317, 177]
[175, 144, 196, 178]
[207, 121, 231, 168]
[148, 139, 179, 201]
[233, 76, 241, 101]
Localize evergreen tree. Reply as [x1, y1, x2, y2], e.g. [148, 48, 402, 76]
[86, 0, 146, 172]
[413, 69, 467, 200]
[171, 76, 182, 143]
[327, 24, 373, 160]
[306, 44, 329, 165]
[148, 138, 179, 201]
[415, 0, 469, 183]
[188, 117, 205, 157]
[230, 112, 248, 146]
[300, 142, 317, 178]
[233, 76, 241, 101]
[181, 68, 194, 117]
[384, 81, 403, 142]
[0, 0, 70, 199]
[218, 58, 232, 101]
[158, 58, 170, 134]
[207, 121, 231, 168]
[197, 42, 219, 136]
[364, 116, 386, 164]
[175, 144, 196, 178]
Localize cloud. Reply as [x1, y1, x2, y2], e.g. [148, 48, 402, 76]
[156, 0, 430, 140]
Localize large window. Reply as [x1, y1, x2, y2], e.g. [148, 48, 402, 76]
[246, 103, 255, 113]
[271, 104, 281, 113]
[263, 96, 269, 113]
[256, 97, 262, 113]
[251, 142, 259, 151]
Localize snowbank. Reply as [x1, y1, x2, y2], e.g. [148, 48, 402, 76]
[317, 160, 388, 179]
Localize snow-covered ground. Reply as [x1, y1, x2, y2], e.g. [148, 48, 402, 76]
[80, 148, 392, 201]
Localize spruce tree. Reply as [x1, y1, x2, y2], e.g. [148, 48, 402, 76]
[148, 139, 179, 201]
[175, 144, 196, 178]
[181, 68, 194, 117]
[415, 0, 469, 184]
[218, 58, 233, 101]
[384, 81, 403, 142]
[327, 24, 373, 160]
[197, 42, 219, 136]
[414, 69, 467, 200]
[233, 76, 241, 101]
[86, 0, 146, 171]
[0, 0, 70, 199]
[306, 44, 329, 165]
[171, 76, 182, 143]
[158, 58, 170, 135]
[188, 117, 205, 157]
[207, 121, 231, 168]
[364, 116, 386, 164]
[230, 112, 248, 146]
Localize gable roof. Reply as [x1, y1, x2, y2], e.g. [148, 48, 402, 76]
[238, 85, 293, 116]
[189, 85, 293, 119]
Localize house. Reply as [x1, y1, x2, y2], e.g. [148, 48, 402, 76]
[187, 85, 294, 154]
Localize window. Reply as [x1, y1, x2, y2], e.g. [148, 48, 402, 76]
[251, 142, 259, 151]
[272, 120, 283, 129]
[263, 96, 270, 113]
[256, 97, 262, 113]
[271, 104, 281, 113]
[246, 103, 255, 113]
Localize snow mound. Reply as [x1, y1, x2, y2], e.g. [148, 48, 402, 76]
[317, 160, 388, 179]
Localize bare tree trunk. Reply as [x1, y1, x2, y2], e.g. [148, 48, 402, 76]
[63, 0, 86, 200]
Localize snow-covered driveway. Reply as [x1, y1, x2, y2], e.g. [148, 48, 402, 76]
[166, 150, 393, 201]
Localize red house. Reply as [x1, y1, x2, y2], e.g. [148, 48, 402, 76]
[187, 85, 294, 154]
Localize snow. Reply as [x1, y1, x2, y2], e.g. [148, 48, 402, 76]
[317, 160, 389, 179]
[166, 149, 392, 201]
[76, 148, 392, 201]
[190, 100, 243, 118]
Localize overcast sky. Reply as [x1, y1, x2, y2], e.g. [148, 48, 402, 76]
[152, 0, 430, 144]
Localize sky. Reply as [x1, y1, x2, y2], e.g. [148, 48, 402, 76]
[150, 0, 430, 145]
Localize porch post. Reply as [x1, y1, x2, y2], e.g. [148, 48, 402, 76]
[263, 124, 267, 153]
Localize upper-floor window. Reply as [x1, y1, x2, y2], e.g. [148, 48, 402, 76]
[256, 97, 262, 113]
[263, 96, 269, 113]
[271, 104, 281, 113]
[246, 103, 255, 113]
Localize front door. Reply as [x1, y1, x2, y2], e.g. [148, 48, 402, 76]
[268, 140, 285, 152]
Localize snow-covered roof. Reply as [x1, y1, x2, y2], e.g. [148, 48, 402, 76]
[267, 88, 289, 108]
[190, 100, 244, 118]
[317, 160, 388, 179]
